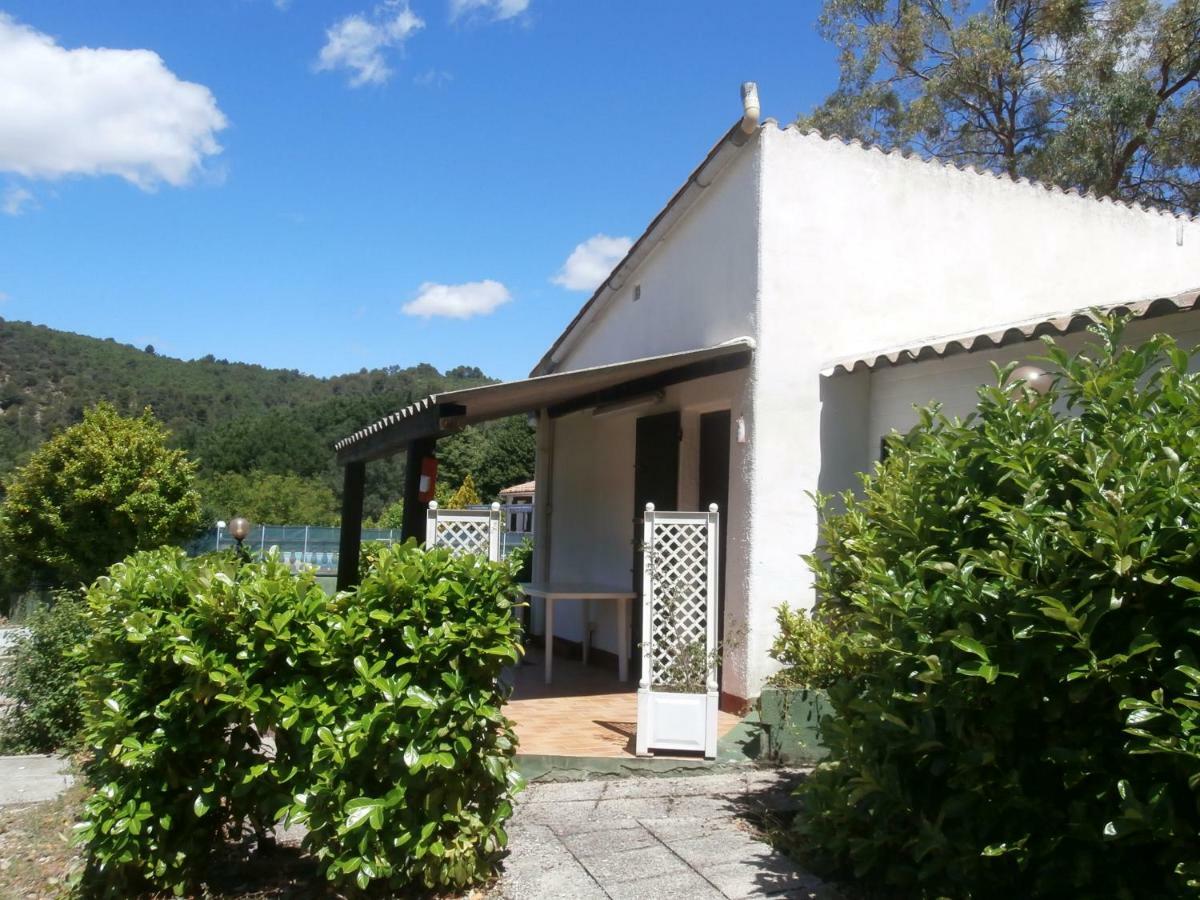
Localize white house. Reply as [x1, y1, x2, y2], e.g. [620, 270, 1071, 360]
[334, 85, 1200, 713]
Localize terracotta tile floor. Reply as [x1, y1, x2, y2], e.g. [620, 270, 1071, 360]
[504, 648, 741, 758]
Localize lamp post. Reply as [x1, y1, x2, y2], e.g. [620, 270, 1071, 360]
[229, 516, 251, 558]
[215, 519, 227, 552]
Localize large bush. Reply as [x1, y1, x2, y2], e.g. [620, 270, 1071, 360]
[796, 320, 1200, 897]
[1, 403, 202, 591]
[77, 543, 524, 896]
[0, 591, 92, 752]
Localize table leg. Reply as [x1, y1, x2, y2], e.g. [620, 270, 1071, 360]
[544, 596, 554, 685]
[582, 599, 591, 667]
[618, 596, 629, 682]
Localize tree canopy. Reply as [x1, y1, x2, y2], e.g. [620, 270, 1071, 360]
[0, 404, 203, 589]
[0, 318, 535, 525]
[803, 0, 1200, 213]
[198, 471, 340, 526]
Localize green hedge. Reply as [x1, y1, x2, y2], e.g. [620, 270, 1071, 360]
[796, 321, 1200, 897]
[0, 590, 92, 753]
[77, 543, 524, 896]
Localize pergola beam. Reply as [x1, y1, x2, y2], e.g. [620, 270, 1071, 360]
[336, 461, 366, 591]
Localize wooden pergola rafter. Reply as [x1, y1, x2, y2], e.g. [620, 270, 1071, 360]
[331, 339, 755, 590]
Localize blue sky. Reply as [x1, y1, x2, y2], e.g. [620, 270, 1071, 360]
[0, 1, 837, 380]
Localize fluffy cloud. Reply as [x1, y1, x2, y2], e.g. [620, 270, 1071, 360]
[2, 185, 33, 216]
[552, 234, 633, 292]
[402, 280, 512, 319]
[449, 0, 530, 22]
[0, 14, 226, 189]
[316, 1, 424, 87]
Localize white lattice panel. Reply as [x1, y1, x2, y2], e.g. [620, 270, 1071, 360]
[425, 502, 503, 561]
[647, 520, 711, 687]
[637, 503, 720, 758]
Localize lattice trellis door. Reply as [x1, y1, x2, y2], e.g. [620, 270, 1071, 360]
[425, 501, 503, 562]
[636, 502, 720, 758]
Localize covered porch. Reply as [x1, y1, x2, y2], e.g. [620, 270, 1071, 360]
[333, 338, 754, 758]
[506, 649, 743, 759]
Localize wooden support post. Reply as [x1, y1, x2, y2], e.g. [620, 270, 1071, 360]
[401, 436, 437, 545]
[336, 461, 366, 591]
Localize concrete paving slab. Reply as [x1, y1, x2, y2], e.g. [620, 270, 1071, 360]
[596, 772, 750, 800]
[671, 830, 777, 870]
[0, 755, 74, 806]
[560, 824, 658, 859]
[497, 767, 827, 899]
[639, 815, 724, 843]
[603, 868, 727, 899]
[521, 779, 610, 804]
[581, 844, 691, 886]
[701, 856, 823, 899]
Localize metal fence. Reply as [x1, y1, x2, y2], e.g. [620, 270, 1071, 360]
[187, 519, 532, 575]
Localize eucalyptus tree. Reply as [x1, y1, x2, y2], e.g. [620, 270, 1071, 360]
[803, 0, 1200, 213]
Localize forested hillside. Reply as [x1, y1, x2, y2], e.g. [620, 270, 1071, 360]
[0, 318, 535, 523]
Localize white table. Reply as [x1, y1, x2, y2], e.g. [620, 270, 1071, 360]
[519, 583, 637, 685]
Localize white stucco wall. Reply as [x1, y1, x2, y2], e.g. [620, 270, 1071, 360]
[553, 142, 761, 373]
[863, 313, 1200, 460]
[543, 369, 755, 698]
[539, 118, 1200, 701]
[747, 122, 1200, 692]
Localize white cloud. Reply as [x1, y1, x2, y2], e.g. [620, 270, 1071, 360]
[2, 185, 33, 215]
[0, 291, 9, 305]
[552, 234, 633, 292]
[402, 280, 511, 319]
[414, 68, 453, 88]
[0, 14, 227, 189]
[316, 1, 424, 87]
[449, 0, 530, 22]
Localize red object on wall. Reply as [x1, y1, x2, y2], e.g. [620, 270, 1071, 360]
[417, 456, 438, 503]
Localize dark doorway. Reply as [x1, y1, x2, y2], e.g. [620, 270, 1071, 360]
[632, 411, 681, 678]
[698, 410, 731, 688]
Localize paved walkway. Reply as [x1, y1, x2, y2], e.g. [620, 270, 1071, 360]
[0, 755, 74, 806]
[498, 769, 830, 899]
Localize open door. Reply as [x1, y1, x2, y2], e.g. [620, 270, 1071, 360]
[632, 411, 681, 678]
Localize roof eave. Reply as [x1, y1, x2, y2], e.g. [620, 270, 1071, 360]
[821, 289, 1200, 376]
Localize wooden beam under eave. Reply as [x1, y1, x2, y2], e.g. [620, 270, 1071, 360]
[546, 351, 752, 419]
[335, 405, 444, 466]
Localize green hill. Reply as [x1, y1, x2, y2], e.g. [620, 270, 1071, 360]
[0, 318, 534, 522]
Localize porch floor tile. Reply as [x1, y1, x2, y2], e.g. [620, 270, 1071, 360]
[505, 649, 740, 758]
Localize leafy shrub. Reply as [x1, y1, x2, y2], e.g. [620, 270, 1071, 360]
[507, 537, 533, 583]
[796, 320, 1200, 898]
[0, 591, 92, 753]
[767, 603, 857, 692]
[1, 403, 202, 591]
[76, 542, 524, 896]
[78, 549, 303, 896]
[292, 542, 524, 891]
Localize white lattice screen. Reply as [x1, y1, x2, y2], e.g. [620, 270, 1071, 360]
[636, 503, 720, 758]
[425, 502, 503, 561]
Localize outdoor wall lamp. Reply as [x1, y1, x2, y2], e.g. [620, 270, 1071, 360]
[1007, 365, 1052, 396]
[228, 516, 251, 550]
